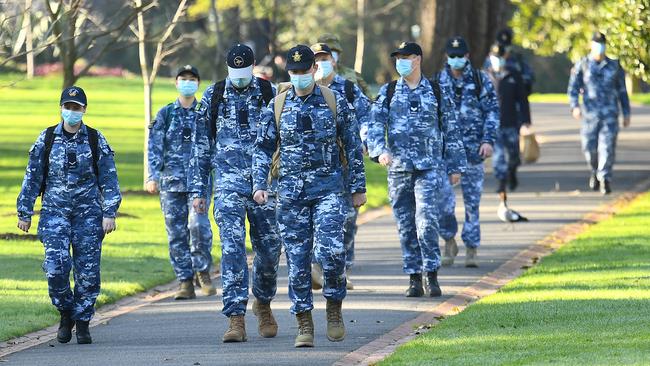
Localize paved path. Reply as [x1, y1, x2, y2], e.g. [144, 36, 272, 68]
[3, 103, 650, 366]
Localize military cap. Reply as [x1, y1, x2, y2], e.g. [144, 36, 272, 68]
[592, 31, 606, 43]
[286, 45, 315, 71]
[60, 86, 87, 106]
[227, 43, 255, 78]
[176, 64, 200, 80]
[310, 43, 332, 57]
[317, 33, 343, 53]
[390, 41, 423, 57]
[446, 36, 469, 57]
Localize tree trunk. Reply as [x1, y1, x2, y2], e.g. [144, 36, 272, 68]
[354, 0, 365, 73]
[135, 0, 151, 187]
[24, 0, 34, 79]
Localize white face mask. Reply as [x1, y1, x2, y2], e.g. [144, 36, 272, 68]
[590, 41, 606, 58]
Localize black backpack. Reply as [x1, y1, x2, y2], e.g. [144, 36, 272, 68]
[208, 77, 274, 141]
[40, 124, 99, 196]
[343, 79, 355, 105]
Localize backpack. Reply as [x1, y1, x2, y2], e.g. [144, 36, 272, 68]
[269, 83, 346, 181]
[209, 77, 274, 141]
[382, 78, 444, 134]
[40, 124, 99, 196]
[343, 79, 355, 105]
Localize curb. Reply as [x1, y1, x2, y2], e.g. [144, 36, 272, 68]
[334, 178, 650, 366]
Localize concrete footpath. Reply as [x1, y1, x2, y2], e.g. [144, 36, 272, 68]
[2, 103, 650, 365]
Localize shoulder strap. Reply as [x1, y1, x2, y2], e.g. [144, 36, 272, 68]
[344, 79, 355, 105]
[257, 77, 274, 106]
[431, 78, 443, 131]
[85, 125, 100, 179]
[209, 80, 226, 141]
[384, 80, 398, 110]
[273, 90, 290, 130]
[39, 125, 57, 196]
[319, 86, 338, 120]
[472, 68, 483, 99]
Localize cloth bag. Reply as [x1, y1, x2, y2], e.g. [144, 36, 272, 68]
[520, 125, 540, 164]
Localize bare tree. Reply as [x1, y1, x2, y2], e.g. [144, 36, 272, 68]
[23, 0, 34, 78]
[133, 0, 189, 186]
[354, 0, 365, 73]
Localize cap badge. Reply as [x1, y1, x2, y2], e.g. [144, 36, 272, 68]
[184, 65, 192, 70]
[68, 89, 78, 96]
[399, 42, 407, 49]
[314, 44, 322, 51]
[452, 39, 460, 48]
[234, 56, 244, 67]
[292, 51, 302, 62]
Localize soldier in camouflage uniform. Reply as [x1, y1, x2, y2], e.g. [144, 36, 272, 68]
[190, 44, 281, 343]
[317, 33, 371, 98]
[568, 32, 631, 195]
[367, 42, 466, 298]
[17, 86, 122, 345]
[252, 45, 367, 348]
[310, 42, 372, 291]
[147, 65, 215, 300]
[436, 37, 500, 268]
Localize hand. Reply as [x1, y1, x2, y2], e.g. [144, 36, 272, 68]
[449, 173, 461, 186]
[193, 198, 207, 214]
[145, 180, 159, 194]
[103, 217, 116, 235]
[253, 190, 268, 205]
[362, 144, 369, 156]
[378, 153, 392, 167]
[352, 192, 367, 208]
[572, 107, 582, 120]
[623, 116, 631, 128]
[479, 143, 493, 158]
[17, 219, 31, 233]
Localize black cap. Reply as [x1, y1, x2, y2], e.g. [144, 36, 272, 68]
[227, 43, 255, 69]
[446, 36, 469, 57]
[592, 31, 606, 43]
[176, 64, 200, 80]
[496, 28, 513, 46]
[60, 86, 87, 106]
[390, 42, 422, 57]
[286, 45, 315, 71]
[311, 43, 332, 57]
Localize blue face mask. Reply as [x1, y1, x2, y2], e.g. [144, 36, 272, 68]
[177, 80, 198, 97]
[590, 41, 606, 57]
[231, 77, 252, 89]
[315, 61, 334, 80]
[331, 51, 340, 63]
[395, 58, 413, 77]
[61, 108, 84, 126]
[290, 73, 314, 90]
[447, 56, 467, 70]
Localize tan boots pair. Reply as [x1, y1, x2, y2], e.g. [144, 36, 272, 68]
[441, 238, 478, 268]
[294, 300, 345, 348]
[174, 271, 216, 300]
[222, 299, 279, 343]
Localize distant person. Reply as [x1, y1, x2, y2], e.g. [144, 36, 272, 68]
[16, 86, 122, 344]
[436, 36, 499, 268]
[567, 31, 631, 194]
[317, 33, 371, 97]
[367, 41, 466, 298]
[485, 28, 535, 96]
[146, 65, 215, 300]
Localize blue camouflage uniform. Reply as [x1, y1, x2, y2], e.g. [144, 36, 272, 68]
[437, 64, 499, 248]
[367, 77, 466, 274]
[148, 99, 213, 282]
[17, 122, 121, 321]
[253, 85, 366, 314]
[190, 77, 282, 317]
[567, 56, 630, 181]
[315, 74, 371, 269]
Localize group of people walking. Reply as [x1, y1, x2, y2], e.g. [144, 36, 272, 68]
[16, 29, 631, 348]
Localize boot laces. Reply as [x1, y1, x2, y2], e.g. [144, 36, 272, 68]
[297, 313, 313, 335]
[327, 303, 343, 325]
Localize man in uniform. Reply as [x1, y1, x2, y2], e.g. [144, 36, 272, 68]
[252, 45, 367, 347]
[367, 42, 466, 298]
[567, 31, 631, 194]
[146, 65, 215, 300]
[310, 42, 372, 290]
[191, 44, 281, 343]
[436, 36, 499, 268]
[317, 33, 371, 97]
[17, 86, 122, 344]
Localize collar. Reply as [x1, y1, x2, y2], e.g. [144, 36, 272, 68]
[225, 77, 262, 98]
[397, 75, 428, 90]
[287, 83, 323, 101]
[54, 121, 87, 136]
[173, 98, 198, 110]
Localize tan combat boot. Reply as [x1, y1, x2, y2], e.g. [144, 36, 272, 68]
[222, 315, 247, 342]
[197, 271, 217, 296]
[294, 311, 314, 347]
[441, 238, 459, 266]
[252, 299, 278, 338]
[174, 280, 196, 300]
[311, 263, 324, 290]
[465, 247, 478, 268]
[325, 300, 345, 342]
[346, 272, 354, 290]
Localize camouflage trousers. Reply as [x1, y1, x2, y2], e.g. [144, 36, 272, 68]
[312, 194, 358, 269]
[388, 169, 443, 274]
[38, 207, 104, 321]
[277, 192, 347, 314]
[581, 117, 619, 181]
[214, 191, 281, 317]
[493, 127, 521, 180]
[438, 162, 484, 248]
[160, 191, 213, 282]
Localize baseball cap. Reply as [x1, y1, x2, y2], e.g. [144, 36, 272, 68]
[390, 42, 423, 57]
[286, 45, 315, 71]
[60, 86, 87, 106]
[310, 43, 332, 57]
[446, 36, 469, 57]
[176, 64, 200, 80]
[227, 43, 255, 78]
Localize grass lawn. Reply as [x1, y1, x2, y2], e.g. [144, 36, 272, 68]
[530, 92, 650, 106]
[380, 192, 650, 365]
[0, 74, 388, 341]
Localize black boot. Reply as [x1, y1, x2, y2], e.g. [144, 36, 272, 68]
[405, 273, 424, 297]
[75, 320, 92, 344]
[600, 180, 611, 195]
[496, 179, 507, 194]
[588, 174, 599, 191]
[426, 271, 442, 297]
[56, 311, 74, 343]
[508, 168, 518, 191]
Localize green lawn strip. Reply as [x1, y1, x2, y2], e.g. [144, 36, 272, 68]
[530, 92, 650, 106]
[380, 192, 650, 366]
